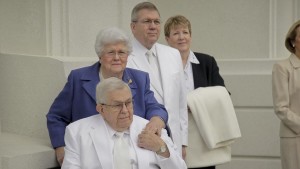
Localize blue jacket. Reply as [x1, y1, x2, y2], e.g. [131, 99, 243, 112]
[47, 62, 168, 148]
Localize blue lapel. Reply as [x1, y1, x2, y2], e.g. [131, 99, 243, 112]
[122, 69, 137, 98]
[81, 62, 100, 102]
[81, 64, 138, 102]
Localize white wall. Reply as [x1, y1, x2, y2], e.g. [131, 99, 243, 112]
[1, 0, 299, 59]
[0, 0, 47, 55]
[154, 0, 298, 59]
[1, 0, 300, 168]
[0, 53, 66, 139]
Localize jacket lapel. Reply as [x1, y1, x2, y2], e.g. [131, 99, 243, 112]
[122, 69, 137, 98]
[129, 119, 149, 169]
[192, 62, 203, 88]
[82, 62, 100, 102]
[89, 116, 114, 169]
[155, 44, 174, 103]
[129, 41, 164, 100]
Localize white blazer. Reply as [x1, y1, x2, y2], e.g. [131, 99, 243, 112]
[62, 115, 187, 169]
[127, 39, 188, 154]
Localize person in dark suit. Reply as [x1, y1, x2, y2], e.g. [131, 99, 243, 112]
[164, 15, 226, 169]
[47, 27, 168, 166]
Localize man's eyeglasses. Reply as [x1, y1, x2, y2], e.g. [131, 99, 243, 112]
[101, 100, 133, 112]
[132, 19, 161, 26]
[103, 50, 128, 58]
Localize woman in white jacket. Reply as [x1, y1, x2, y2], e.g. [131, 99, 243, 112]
[272, 20, 300, 169]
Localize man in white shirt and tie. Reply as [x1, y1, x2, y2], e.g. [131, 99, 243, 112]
[61, 77, 187, 169]
[127, 1, 188, 159]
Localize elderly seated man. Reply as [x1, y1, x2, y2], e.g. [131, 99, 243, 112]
[62, 77, 187, 169]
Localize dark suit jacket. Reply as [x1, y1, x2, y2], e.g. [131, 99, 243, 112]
[47, 62, 168, 148]
[192, 52, 225, 88]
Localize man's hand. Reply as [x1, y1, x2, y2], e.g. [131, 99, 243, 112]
[137, 130, 170, 158]
[55, 146, 65, 166]
[144, 116, 165, 136]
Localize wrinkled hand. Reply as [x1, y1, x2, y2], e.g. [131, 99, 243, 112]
[138, 130, 163, 152]
[55, 146, 65, 166]
[144, 116, 165, 136]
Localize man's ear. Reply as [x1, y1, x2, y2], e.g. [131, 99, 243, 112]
[96, 104, 103, 114]
[130, 22, 135, 31]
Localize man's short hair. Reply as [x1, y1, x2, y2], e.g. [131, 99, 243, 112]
[96, 77, 131, 104]
[131, 2, 160, 22]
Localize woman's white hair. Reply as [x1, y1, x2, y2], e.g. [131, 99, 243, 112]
[94, 27, 132, 57]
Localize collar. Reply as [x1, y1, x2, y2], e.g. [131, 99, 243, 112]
[105, 121, 130, 138]
[98, 64, 131, 85]
[290, 53, 300, 68]
[81, 62, 101, 81]
[133, 37, 157, 57]
[150, 45, 157, 57]
[99, 69, 104, 80]
[189, 51, 200, 64]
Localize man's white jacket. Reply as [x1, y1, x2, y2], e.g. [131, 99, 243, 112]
[62, 115, 187, 169]
[127, 39, 188, 155]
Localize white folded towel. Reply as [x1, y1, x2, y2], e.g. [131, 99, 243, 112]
[187, 86, 241, 149]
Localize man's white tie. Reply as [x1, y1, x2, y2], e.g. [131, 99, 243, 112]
[146, 50, 159, 75]
[146, 50, 163, 94]
[113, 132, 131, 169]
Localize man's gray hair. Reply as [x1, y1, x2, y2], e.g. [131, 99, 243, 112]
[131, 2, 160, 22]
[96, 77, 131, 104]
[94, 27, 132, 57]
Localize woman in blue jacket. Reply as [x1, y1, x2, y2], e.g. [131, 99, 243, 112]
[47, 27, 168, 166]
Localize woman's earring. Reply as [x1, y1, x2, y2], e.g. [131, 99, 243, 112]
[292, 44, 295, 47]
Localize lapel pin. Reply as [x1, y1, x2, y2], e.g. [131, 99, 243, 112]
[128, 79, 132, 85]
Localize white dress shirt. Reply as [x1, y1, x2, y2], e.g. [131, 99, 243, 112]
[184, 51, 199, 93]
[106, 123, 137, 169]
